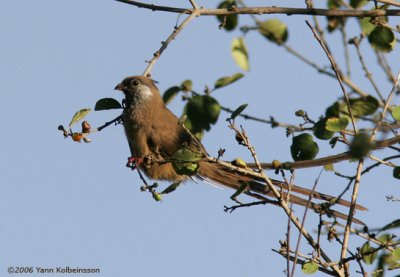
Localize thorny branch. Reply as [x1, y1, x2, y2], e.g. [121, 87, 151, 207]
[115, 0, 400, 17]
[142, 11, 199, 76]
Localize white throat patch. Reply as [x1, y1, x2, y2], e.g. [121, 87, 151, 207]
[137, 85, 153, 102]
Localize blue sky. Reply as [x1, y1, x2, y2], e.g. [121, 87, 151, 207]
[1, 1, 399, 276]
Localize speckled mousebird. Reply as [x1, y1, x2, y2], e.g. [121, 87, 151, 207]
[115, 75, 366, 224]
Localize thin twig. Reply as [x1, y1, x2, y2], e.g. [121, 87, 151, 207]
[96, 115, 122, 132]
[376, 0, 400, 7]
[272, 249, 338, 276]
[223, 200, 269, 212]
[370, 72, 400, 141]
[290, 170, 323, 277]
[282, 44, 368, 98]
[351, 37, 384, 102]
[188, 0, 199, 9]
[340, 24, 351, 78]
[306, 20, 358, 135]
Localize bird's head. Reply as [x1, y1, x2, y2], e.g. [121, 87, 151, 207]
[114, 76, 158, 106]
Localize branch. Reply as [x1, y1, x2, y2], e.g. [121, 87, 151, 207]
[228, 122, 344, 276]
[252, 135, 400, 170]
[340, 159, 364, 276]
[142, 12, 198, 76]
[377, 0, 400, 7]
[115, 1, 400, 17]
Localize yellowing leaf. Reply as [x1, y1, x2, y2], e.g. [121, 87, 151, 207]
[325, 117, 349, 132]
[214, 73, 244, 89]
[181, 80, 193, 92]
[259, 19, 288, 45]
[391, 106, 400, 121]
[69, 108, 91, 129]
[302, 261, 318, 274]
[231, 37, 249, 71]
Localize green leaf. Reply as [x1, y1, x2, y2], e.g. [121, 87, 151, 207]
[171, 148, 202, 176]
[388, 262, 400, 270]
[392, 106, 400, 121]
[183, 117, 203, 140]
[350, 0, 368, 8]
[295, 110, 305, 117]
[349, 133, 374, 159]
[326, 96, 379, 118]
[381, 219, 400, 231]
[394, 167, 400, 179]
[393, 248, 400, 261]
[184, 95, 221, 133]
[361, 242, 378, 265]
[325, 117, 349, 132]
[231, 37, 250, 71]
[326, 102, 341, 117]
[94, 98, 122, 111]
[204, 95, 221, 124]
[324, 164, 334, 171]
[301, 261, 319, 274]
[291, 133, 319, 161]
[161, 181, 182, 194]
[350, 95, 379, 117]
[328, 0, 341, 9]
[216, 1, 238, 31]
[329, 136, 339, 148]
[163, 86, 181, 105]
[368, 26, 396, 53]
[327, 17, 344, 33]
[259, 19, 288, 45]
[359, 17, 376, 35]
[69, 108, 91, 129]
[313, 118, 334, 140]
[181, 80, 193, 92]
[230, 103, 248, 120]
[214, 73, 244, 89]
[377, 233, 392, 244]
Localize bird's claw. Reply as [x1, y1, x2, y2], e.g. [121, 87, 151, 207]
[126, 157, 143, 170]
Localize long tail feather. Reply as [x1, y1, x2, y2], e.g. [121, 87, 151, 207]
[198, 161, 366, 225]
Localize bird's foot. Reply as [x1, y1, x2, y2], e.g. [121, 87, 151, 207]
[126, 157, 143, 170]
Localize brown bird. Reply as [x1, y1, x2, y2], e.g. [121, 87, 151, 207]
[115, 75, 366, 224]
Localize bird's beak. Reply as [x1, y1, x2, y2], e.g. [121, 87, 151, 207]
[114, 83, 125, 91]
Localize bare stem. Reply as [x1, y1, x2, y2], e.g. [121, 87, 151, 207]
[306, 20, 358, 135]
[352, 37, 385, 103]
[143, 12, 198, 76]
[340, 159, 364, 276]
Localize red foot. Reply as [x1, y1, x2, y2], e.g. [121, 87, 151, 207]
[126, 157, 143, 170]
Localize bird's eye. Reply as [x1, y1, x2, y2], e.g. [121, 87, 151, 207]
[131, 79, 140, 86]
